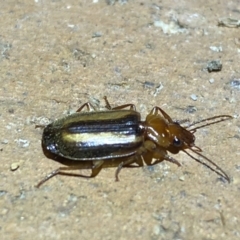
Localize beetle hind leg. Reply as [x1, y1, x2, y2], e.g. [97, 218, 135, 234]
[36, 168, 61, 188]
[36, 162, 103, 188]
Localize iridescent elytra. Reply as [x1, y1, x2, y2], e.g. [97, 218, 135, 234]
[36, 97, 232, 187]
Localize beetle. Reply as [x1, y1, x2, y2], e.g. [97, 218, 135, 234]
[36, 97, 232, 187]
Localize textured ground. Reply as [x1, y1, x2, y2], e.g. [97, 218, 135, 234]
[0, 1, 239, 239]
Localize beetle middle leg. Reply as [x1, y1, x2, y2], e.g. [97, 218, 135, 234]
[76, 102, 97, 112]
[104, 96, 136, 111]
[115, 141, 182, 181]
[115, 140, 157, 181]
[148, 146, 181, 167]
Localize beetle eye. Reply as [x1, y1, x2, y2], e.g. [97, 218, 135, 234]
[173, 136, 182, 147]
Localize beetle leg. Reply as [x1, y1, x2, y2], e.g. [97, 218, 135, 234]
[36, 164, 102, 188]
[92, 160, 104, 168]
[151, 148, 181, 167]
[76, 102, 96, 112]
[103, 96, 136, 111]
[150, 106, 174, 123]
[103, 96, 112, 110]
[36, 102, 97, 128]
[37, 103, 97, 128]
[92, 160, 104, 170]
[112, 104, 136, 111]
[36, 168, 61, 188]
[142, 152, 154, 165]
[115, 157, 136, 181]
[115, 140, 157, 181]
[114, 141, 182, 182]
[151, 155, 181, 167]
[164, 155, 181, 166]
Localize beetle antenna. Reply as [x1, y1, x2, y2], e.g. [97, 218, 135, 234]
[183, 149, 230, 183]
[187, 115, 232, 132]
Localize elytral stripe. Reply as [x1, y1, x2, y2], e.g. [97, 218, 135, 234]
[62, 131, 142, 147]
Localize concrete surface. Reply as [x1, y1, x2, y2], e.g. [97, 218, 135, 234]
[0, 0, 239, 239]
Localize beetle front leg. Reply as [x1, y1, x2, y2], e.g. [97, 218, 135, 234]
[151, 148, 181, 167]
[151, 154, 181, 167]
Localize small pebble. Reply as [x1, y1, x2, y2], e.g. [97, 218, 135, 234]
[179, 175, 185, 181]
[11, 162, 19, 171]
[190, 94, 198, 101]
[207, 60, 222, 72]
[16, 139, 30, 148]
[209, 78, 215, 84]
[2, 139, 8, 144]
[230, 79, 240, 89]
[209, 46, 222, 52]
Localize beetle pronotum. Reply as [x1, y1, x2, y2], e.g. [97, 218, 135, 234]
[36, 97, 232, 187]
